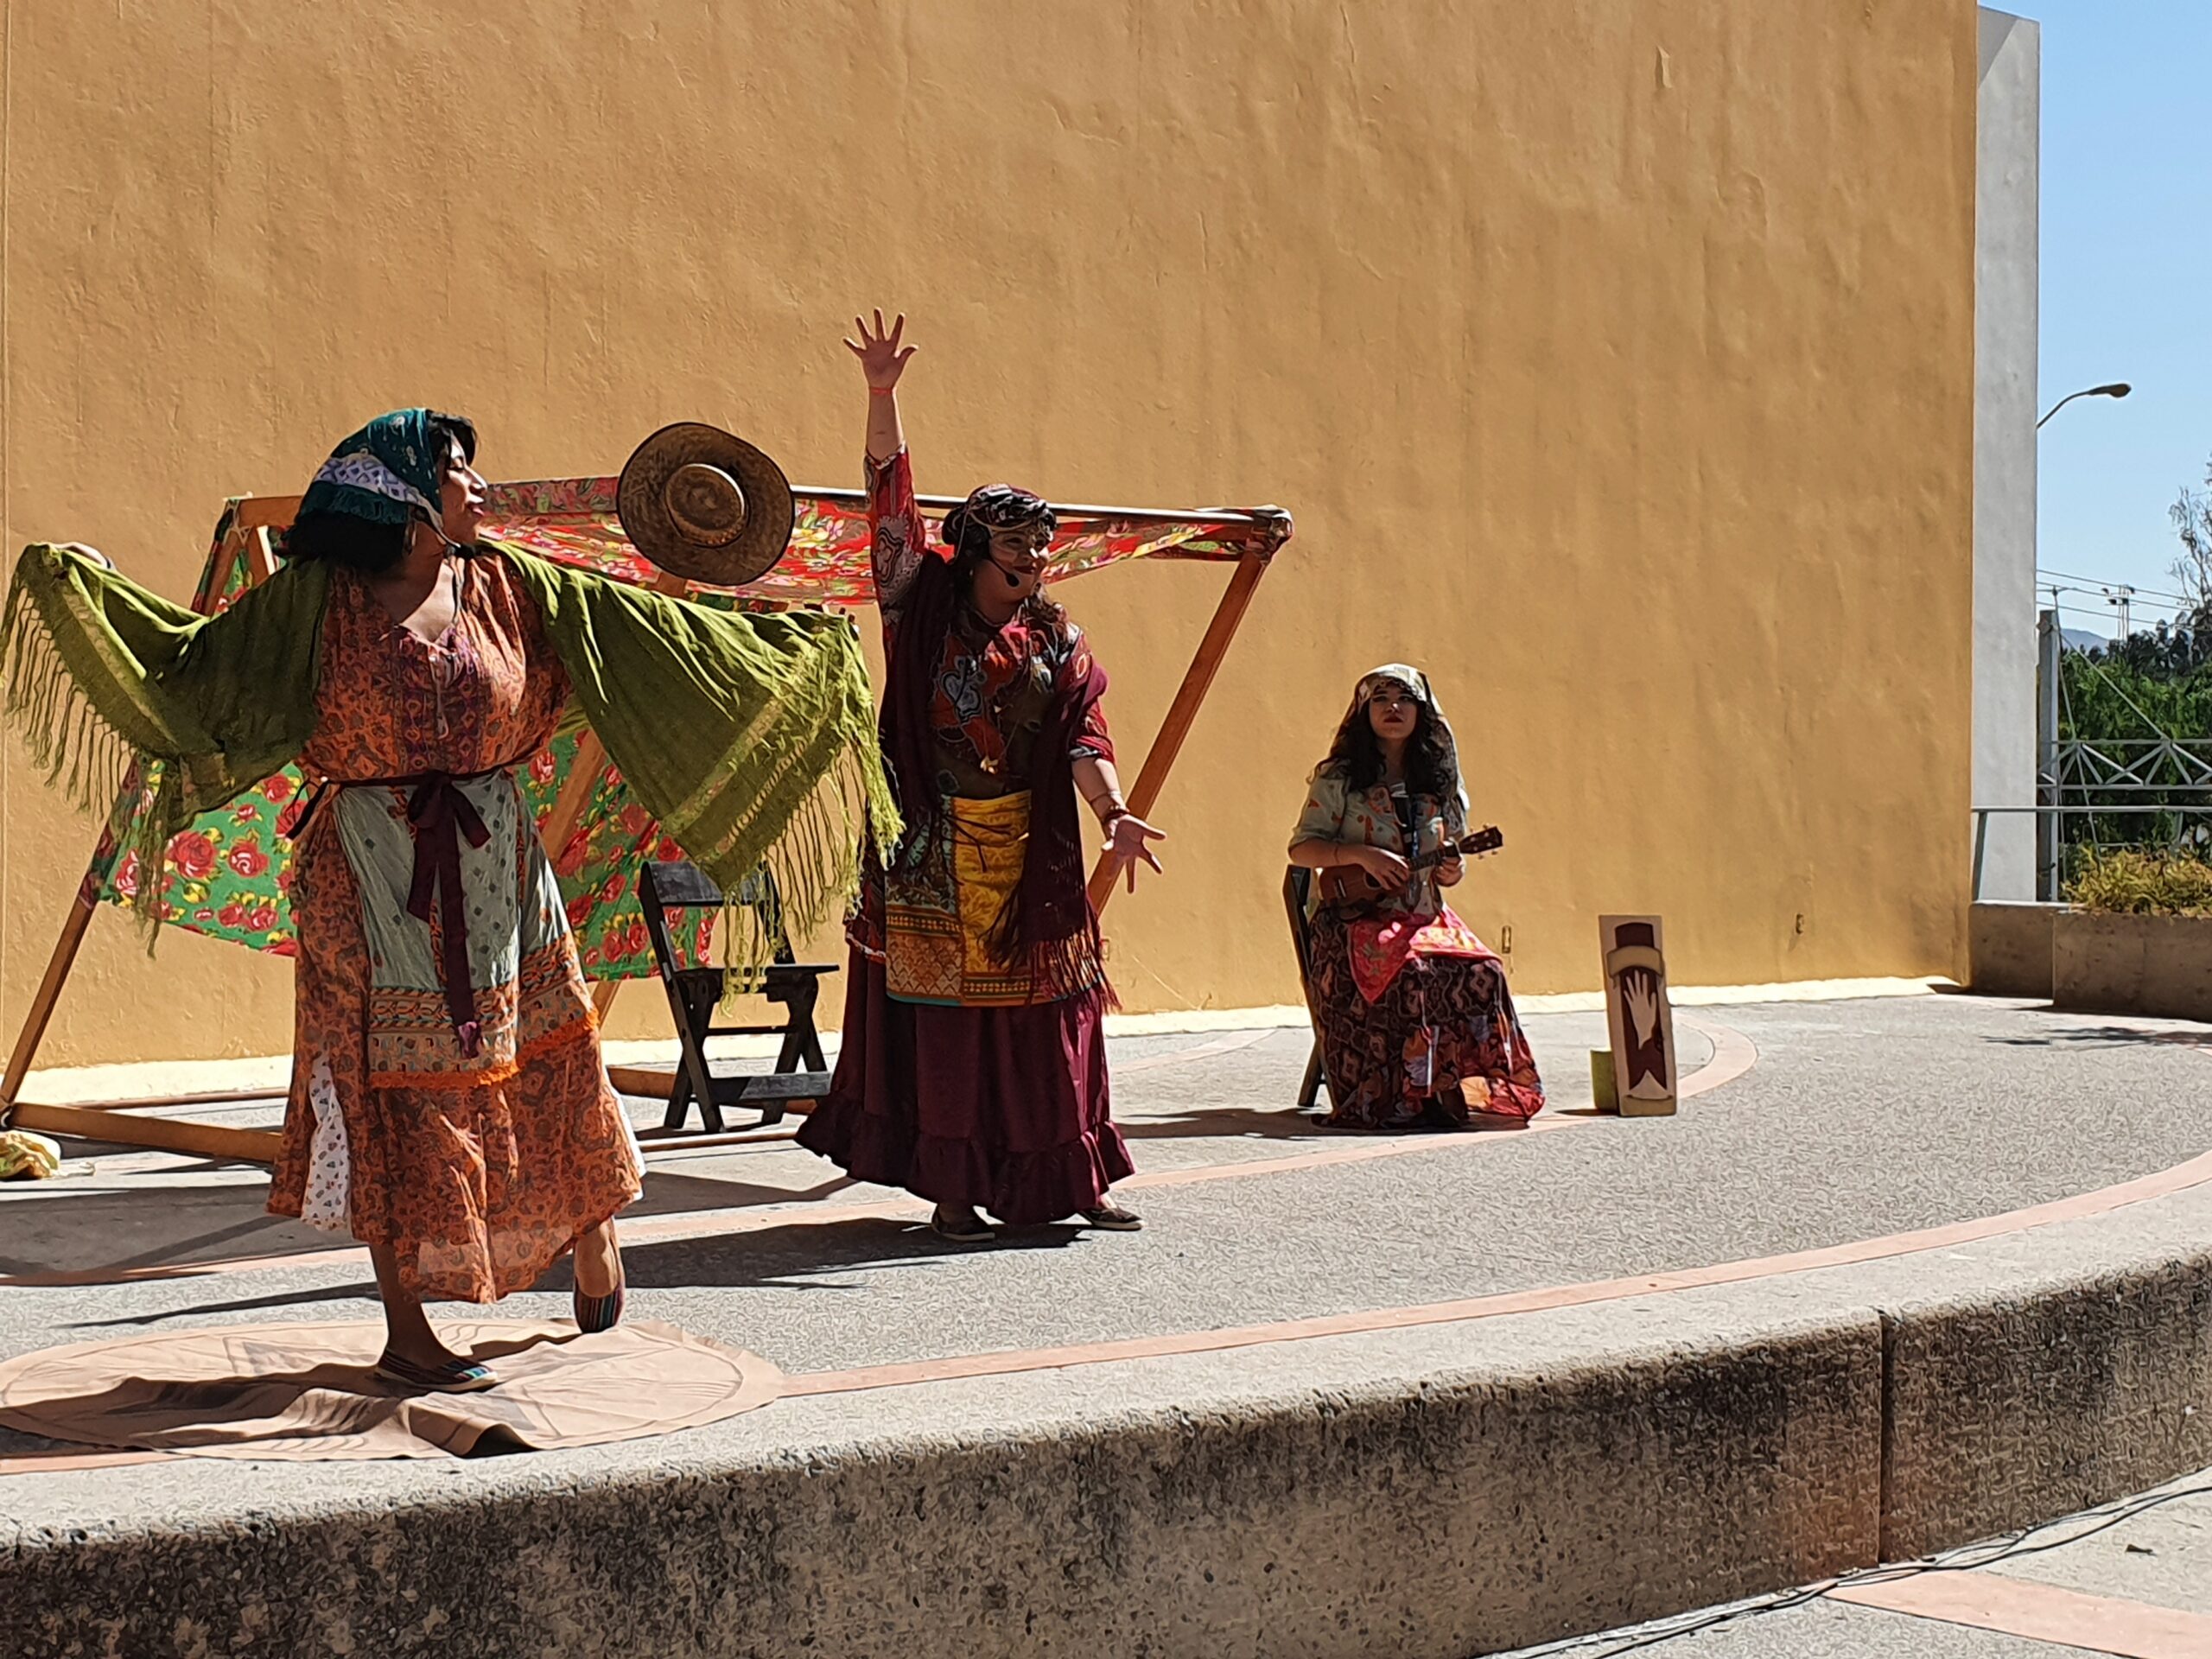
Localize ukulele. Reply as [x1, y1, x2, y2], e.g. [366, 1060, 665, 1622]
[1314, 825, 1504, 909]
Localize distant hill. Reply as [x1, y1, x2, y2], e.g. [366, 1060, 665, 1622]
[2062, 628, 2108, 652]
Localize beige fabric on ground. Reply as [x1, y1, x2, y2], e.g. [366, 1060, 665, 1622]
[0, 1319, 780, 1459]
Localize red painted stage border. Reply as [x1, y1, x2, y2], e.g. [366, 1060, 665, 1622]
[1832, 1572, 2212, 1656]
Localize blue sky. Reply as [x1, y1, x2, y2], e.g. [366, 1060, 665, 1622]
[2029, 2, 2212, 639]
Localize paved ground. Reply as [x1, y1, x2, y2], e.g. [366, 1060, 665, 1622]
[5, 988, 2211, 1658]
[1497, 1464, 2212, 1657]
[4, 991, 2208, 1389]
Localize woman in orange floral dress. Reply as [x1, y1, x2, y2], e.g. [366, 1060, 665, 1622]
[264, 410, 637, 1390]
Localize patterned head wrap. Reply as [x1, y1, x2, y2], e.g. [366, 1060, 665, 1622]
[1353, 663, 1437, 713]
[297, 408, 450, 527]
[938, 483, 1056, 561]
[1348, 662, 1468, 817]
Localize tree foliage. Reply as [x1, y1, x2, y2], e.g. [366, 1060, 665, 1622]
[2045, 463, 2212, 862]
[2066, 620, 2212, 713]
[2174, 453, 2212, 612]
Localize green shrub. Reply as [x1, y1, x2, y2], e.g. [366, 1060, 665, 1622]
[2065, 848, 2212, 916]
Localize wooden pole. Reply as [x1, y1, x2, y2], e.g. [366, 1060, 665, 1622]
[236, 488, 1284, 541]
[244, 525, 279, 583]
[10, 1085, 287, 1112]
[232, 496, 299, 529]
[6, 1101, 280, 1164]
[0, 889, 99, 1110]
[1088, 550, 1272, 914]
[539, 733, 607, 870]
[196, 521, 249, 612]
[1, 513, 278, 1120]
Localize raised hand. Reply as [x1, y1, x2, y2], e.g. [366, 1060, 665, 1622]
[843, 308, 916, 391]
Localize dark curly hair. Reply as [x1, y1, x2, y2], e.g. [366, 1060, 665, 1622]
[283, 410, 480, 575]
[1321, 682, 1460, 800]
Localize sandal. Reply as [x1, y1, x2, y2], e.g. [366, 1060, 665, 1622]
[1081, 1203, 1144, 1232]
[574, 1264, 627, 1334]
[929, 1205, 996, 1243]
[373, 1349, 499, 1394]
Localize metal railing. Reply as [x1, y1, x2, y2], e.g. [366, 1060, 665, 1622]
[2046, 736, 2212, 793]
[1971, 804, 2212, 901]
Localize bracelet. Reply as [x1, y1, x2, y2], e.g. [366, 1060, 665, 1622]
[868, 385, 896, 397]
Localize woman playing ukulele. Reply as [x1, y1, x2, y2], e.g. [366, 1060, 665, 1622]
[1288, 666, 1545, 1130]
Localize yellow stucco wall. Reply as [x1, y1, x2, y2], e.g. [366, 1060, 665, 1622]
[0, 1, 1977, 1067]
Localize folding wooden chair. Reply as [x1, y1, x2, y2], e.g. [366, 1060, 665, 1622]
[1282, 866, 1333, 1111]
[638, 859, 836, 1133]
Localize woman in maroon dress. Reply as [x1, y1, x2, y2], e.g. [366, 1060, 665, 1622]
[798, 311, 1163, 1241]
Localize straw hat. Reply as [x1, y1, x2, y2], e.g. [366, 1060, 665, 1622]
[616, 423, 796, 587]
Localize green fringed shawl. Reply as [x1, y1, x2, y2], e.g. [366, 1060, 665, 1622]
[2, 540, 899, 964]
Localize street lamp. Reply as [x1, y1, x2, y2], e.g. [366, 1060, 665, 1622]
[2037, 382, 2132, 429]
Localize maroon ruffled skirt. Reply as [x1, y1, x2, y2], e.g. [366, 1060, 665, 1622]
[798, 950, 1133, 1224]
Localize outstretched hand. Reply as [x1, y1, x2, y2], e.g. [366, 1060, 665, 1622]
[1103, 813, 1167, 893]
[844, 308, 916, 390]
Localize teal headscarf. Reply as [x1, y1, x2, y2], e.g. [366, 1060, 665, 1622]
[297, 409, 449, 527]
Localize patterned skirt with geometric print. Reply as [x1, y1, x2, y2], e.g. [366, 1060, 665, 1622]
[1305, 908, 1548, 1131]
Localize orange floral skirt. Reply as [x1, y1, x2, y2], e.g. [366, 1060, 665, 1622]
[267, 781, 640, 1303]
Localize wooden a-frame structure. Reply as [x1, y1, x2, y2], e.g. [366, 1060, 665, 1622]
[0, 474, 1290, 1162]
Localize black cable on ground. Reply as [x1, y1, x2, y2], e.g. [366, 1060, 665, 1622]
[1503, 1475, 2212, 1657]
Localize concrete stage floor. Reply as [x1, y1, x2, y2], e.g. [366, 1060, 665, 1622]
[4, 988, 2210, 1657]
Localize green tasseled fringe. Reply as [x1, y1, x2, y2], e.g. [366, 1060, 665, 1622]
[652, 611, 897, 1000]
[1, 571, 175, 951]
[4, 540, 903, 974]
[710, 747, 880, 1005]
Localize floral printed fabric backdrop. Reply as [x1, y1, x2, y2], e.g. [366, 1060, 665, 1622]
[85, 486, 1270, 972]
[92, 735, 711, 979]
[468, 474, 1263, 606]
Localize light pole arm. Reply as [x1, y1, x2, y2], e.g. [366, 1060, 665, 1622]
[2037, 391, 2089, 429]
[2037, 382, 2132, 429]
